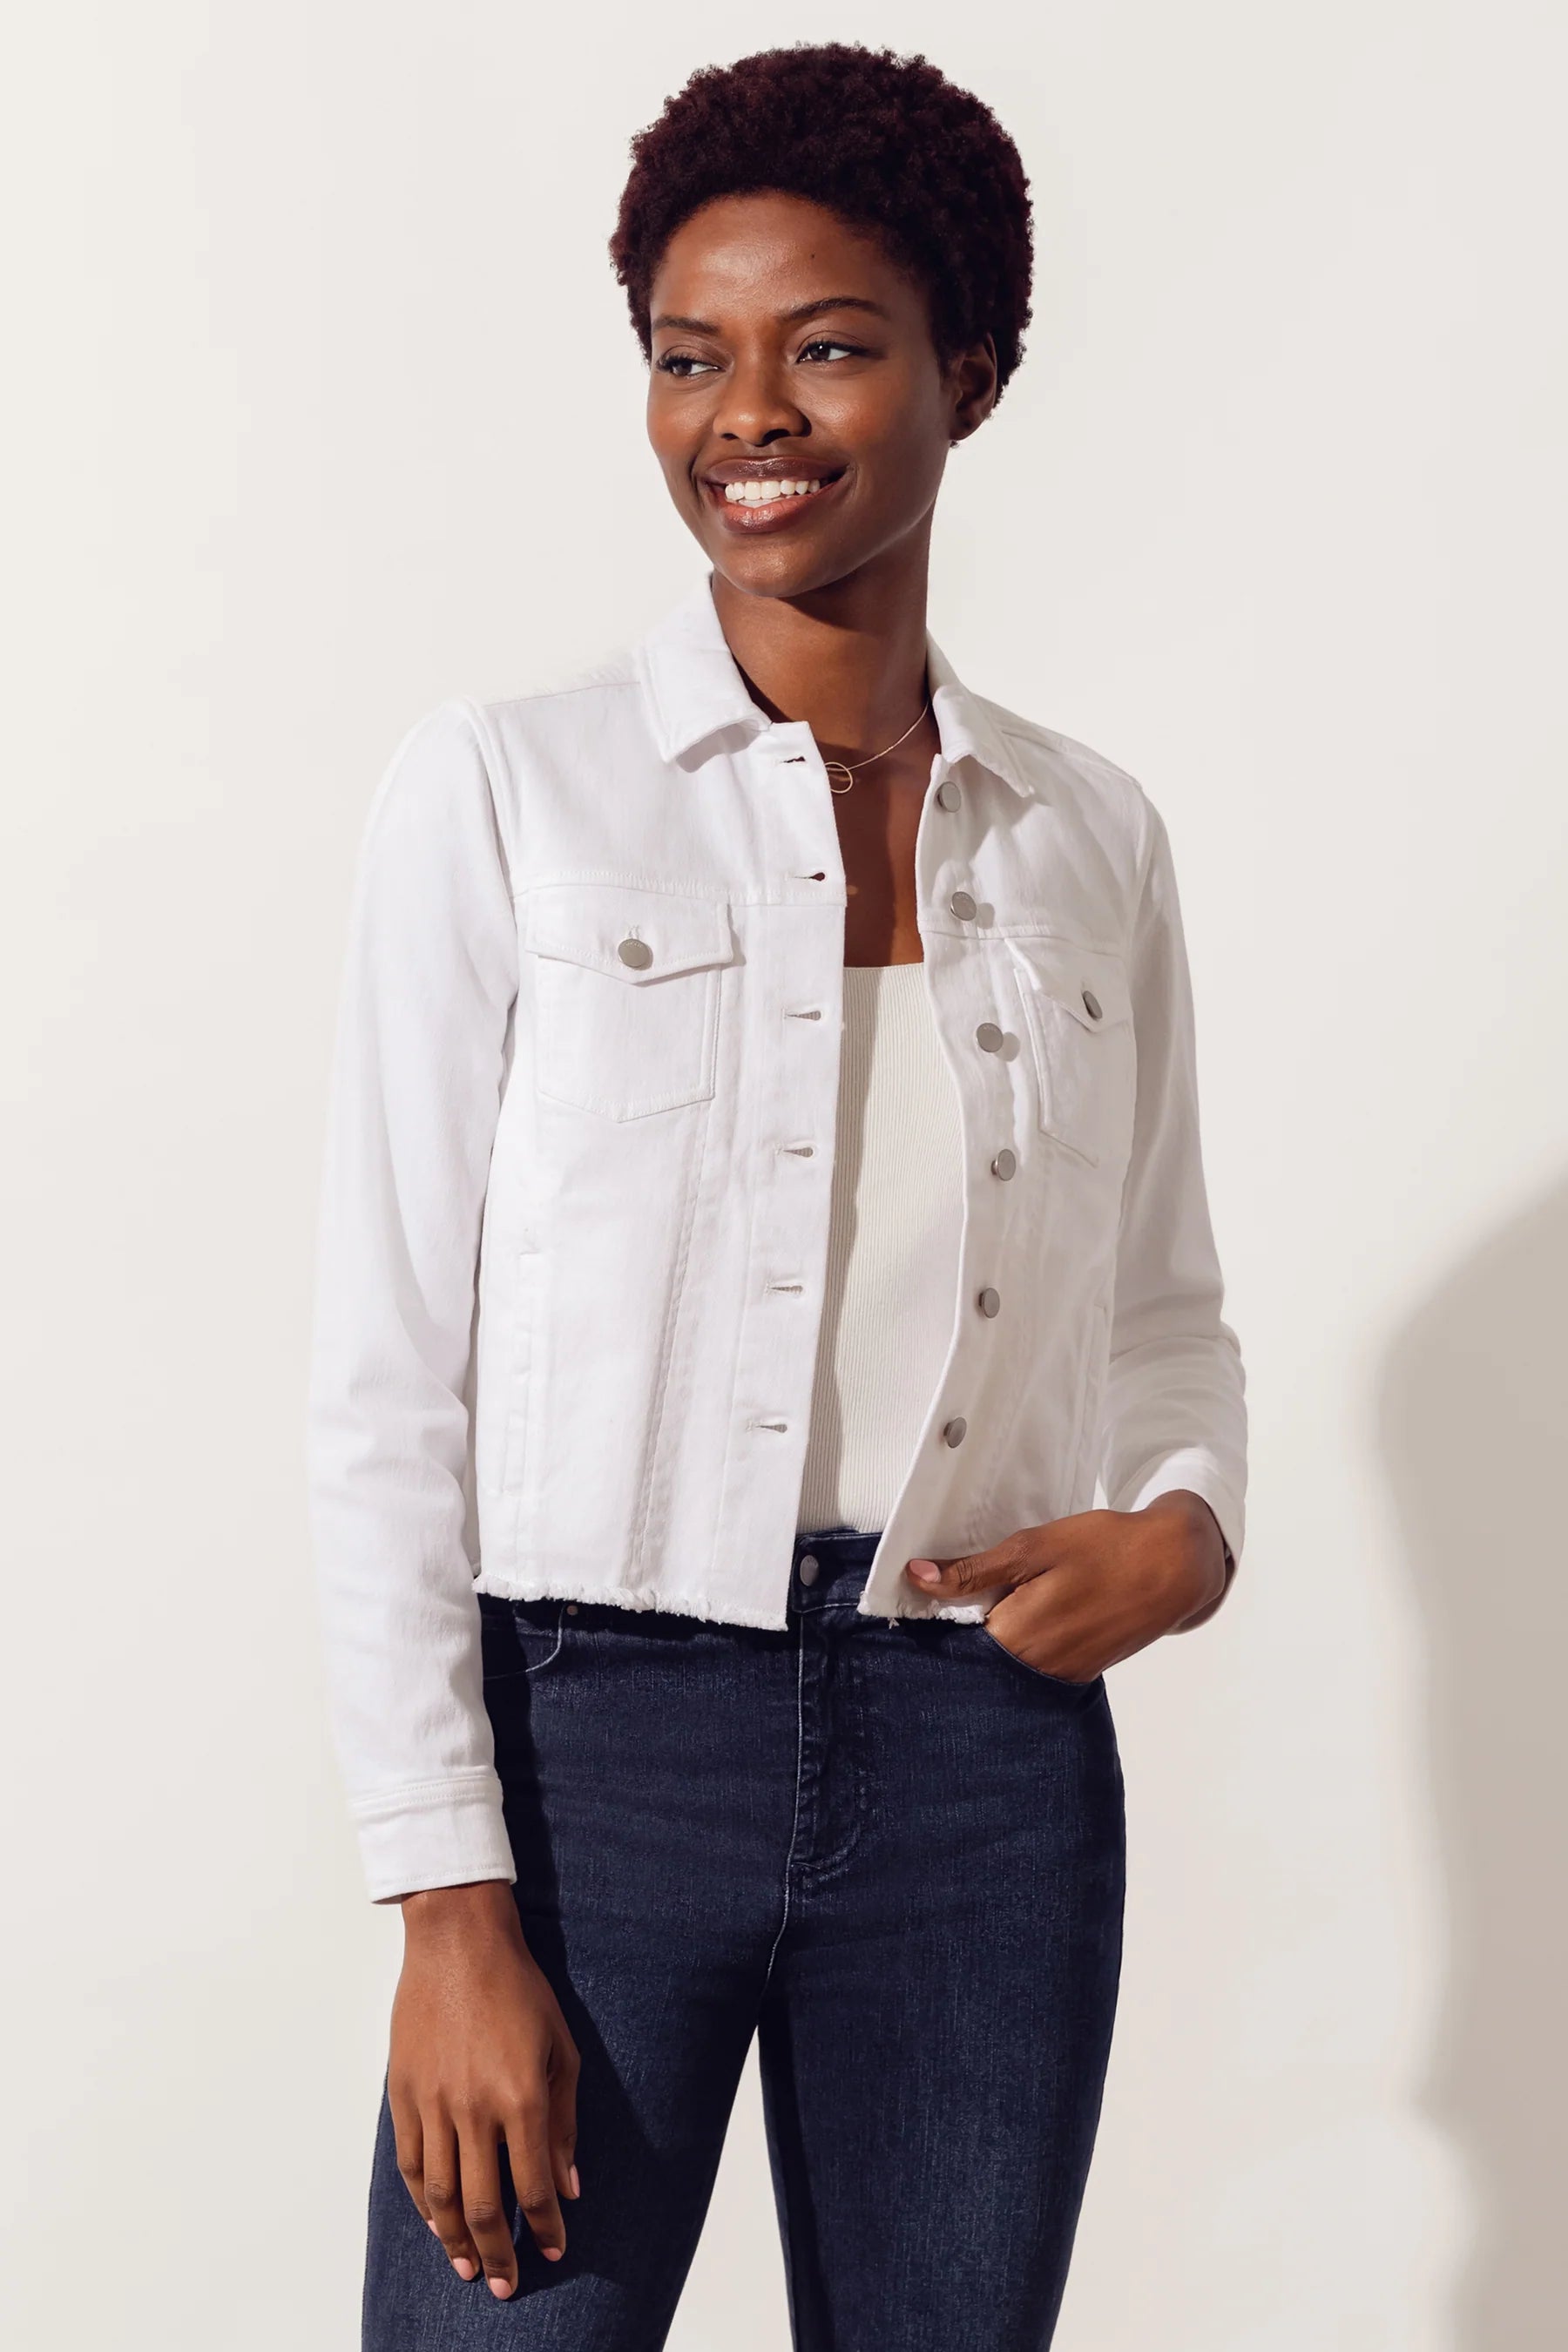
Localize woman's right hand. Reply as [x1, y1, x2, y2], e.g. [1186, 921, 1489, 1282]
[389, 1880, 581, 2300]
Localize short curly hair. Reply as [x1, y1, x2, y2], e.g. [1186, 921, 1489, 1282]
[609, 44, 1034, 399]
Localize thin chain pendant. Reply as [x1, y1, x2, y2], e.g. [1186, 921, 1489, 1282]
[816, 693, 930, 795]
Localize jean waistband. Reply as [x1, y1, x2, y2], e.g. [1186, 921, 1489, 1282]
[791, 1527, 882, 1612]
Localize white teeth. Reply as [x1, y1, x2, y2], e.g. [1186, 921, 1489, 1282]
[722, 477, 827, 504]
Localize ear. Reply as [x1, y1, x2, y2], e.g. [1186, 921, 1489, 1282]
[947, 333, 1000, 446]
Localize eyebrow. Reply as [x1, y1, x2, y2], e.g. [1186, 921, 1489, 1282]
[650, 295, 892, 335]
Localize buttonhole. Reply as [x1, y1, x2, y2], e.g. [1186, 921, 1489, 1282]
[751, 1418, 789, 1433]
[787, 1008, 823, 1021]
[767, 1281, 805, 1294]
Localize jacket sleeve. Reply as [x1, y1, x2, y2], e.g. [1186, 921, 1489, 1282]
[306, 699, 519, 1903]
[1098, 798, 1247, 1565]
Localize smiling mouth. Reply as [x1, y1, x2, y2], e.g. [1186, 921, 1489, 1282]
[719, 474, 834, 505]
[701, 469, 846, 530]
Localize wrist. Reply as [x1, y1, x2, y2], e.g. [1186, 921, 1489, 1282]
[1140, 1489, 1231, 1625]
[400, 1878, 522, 1947]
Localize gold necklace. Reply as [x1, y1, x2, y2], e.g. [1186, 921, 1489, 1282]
[822, 696, 933, 794]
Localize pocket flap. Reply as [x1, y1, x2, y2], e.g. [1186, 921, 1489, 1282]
[1006, 940, 1132, 1033]
[519, 884, 736, 983]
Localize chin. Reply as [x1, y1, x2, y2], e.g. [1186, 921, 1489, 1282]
[706, 537, 856, 602]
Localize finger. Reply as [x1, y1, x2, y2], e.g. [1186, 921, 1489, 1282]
[906, 1531, 1037, 1599]
[548, 2031, 581, 2202]
[455, 2113, 520, 2301]
[389, 2085, 430, 2227]
[506, 2093, 567, 2263]
[422, 2119, 481, 2282]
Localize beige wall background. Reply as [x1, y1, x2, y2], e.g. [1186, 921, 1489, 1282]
[3, 3, 1564, 2344]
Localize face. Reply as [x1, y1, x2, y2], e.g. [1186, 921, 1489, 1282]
[645, 191, 997, 601]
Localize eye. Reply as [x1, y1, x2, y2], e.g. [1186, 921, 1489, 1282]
[654, 351, 720, 378]
[798, 338, 864, 363]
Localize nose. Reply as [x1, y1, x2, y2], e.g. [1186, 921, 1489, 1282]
[713, 351, 809, 448]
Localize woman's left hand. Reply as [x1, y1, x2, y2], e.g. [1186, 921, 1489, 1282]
[905, 1490, 1232, 1681]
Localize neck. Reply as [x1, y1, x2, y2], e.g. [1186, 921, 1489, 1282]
[709, 536, 933, 765]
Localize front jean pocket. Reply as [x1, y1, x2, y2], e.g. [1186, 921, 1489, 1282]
[976, 1621, 1103, 1694]
[1007, 939, 1136, 1172]
[520, 882, 736, 1120]
[477, 1593, 568, 1683]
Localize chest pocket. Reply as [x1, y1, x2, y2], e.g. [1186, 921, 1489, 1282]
[1007, 940, 1137, 1173]
[520, 883, 737, 1120]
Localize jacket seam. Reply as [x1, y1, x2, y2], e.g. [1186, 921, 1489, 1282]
[1126, 787, 1159, 963]
[352, 1773, 500, 1821]
[449, 694, 523, 897]
[629, 1108, 710, 1583]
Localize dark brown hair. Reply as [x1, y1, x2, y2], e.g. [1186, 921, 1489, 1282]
[609, 44, 1034, 399]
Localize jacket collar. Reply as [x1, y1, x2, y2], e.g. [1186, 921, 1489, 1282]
[636, 573, 1027, 794]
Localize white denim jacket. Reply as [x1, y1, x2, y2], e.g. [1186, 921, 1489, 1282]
[307, 577, 1247, 1900]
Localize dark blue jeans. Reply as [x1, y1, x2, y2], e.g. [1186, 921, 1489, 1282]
[363, 1531, 1126, 2349]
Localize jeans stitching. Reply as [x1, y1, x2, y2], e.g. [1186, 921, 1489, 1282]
[977, 1623, 1100, 1692]
[760, 1615, 807, 1989]
[523, 1598, 568, 1674]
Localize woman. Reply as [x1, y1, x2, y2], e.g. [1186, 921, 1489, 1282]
[308, 42, 1246, 2351]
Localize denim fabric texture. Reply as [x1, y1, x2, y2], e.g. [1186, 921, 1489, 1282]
[362, 1531, 1127, 2351]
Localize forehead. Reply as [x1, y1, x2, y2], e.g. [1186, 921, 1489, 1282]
[650, 191, 922, 322]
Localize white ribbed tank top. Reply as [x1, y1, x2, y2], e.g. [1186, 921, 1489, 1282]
[796, 962, 966, 1536]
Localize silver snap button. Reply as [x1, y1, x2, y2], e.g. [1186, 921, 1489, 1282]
[975, 1021, 1004, 1053]
[977, 1287, 1001, 1318]
[949, 888, 977, 922]
[618, 936, 653, 970]
[798, 1553, 820, 1585]
[1081, 987, 1102, 1020]
[935, 779, 962, 811]
[943, 1416, 968, 1448]
[990, 1148, 1017, 1180]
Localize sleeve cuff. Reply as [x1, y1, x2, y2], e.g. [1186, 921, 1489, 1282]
[351, 1771, 517, 1906]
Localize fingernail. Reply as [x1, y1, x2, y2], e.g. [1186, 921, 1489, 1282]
[543, 2245, 564, 2262]
[907, 1559, 940, 1585]
[427, 2218, 441, 2234]
[489, 2277, 514, 2299]
[453, 2258, 477, 2280]
[569, 2164, 580, 2199]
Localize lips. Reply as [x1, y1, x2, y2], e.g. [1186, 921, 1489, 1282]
[699, 463, 846, 532]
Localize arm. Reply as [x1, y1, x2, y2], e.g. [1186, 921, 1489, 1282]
[306, 704, 579, 2293]
[906, 799, 1247, 1661]
[307, 699, 518, 1903]
[1097, 797, 1247, 1578]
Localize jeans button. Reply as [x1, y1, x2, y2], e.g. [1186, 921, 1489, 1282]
[798, 1554, 820, 1585]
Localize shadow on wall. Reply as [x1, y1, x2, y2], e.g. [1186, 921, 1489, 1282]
[1378, 1175, 1568, 2352]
